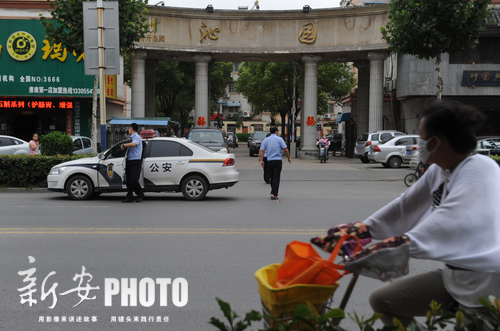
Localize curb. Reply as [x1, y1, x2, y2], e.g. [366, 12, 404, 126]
[0, 188, 48, 193]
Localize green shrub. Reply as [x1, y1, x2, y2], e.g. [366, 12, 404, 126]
[0, 154, 92, 187]
[237, 133, 249, 143]
[39, 131, 74, 156]
[210, 296, 500, 331]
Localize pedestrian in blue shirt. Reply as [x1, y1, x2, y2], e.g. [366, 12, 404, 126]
[120, 123, 145, 203]
[258, 127, 291, 200]
[263, 132, 271, 184]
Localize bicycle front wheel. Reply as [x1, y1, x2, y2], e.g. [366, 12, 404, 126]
[404, 173, 418, 187]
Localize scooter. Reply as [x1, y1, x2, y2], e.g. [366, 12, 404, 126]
[318, 143, 329, 163]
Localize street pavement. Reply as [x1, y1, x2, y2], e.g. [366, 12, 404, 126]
[0, 147, 441, 330]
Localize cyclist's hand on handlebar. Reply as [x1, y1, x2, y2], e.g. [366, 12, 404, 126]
[345, 235, 411, 281]
[311, 222, 372, 254]
[327, 222, 371, 238]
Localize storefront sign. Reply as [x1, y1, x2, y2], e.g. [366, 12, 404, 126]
[461, 70, 500, 86]
[0, 98, 74, 110]
[7, 31, 37, 61]
[74, 102, 81, 136]
[0, 20, 94, 97]
[105, 75, 117, 99]
[66, 110, 73, 136]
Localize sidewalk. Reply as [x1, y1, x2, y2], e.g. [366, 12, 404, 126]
[232, 146, 364, 171]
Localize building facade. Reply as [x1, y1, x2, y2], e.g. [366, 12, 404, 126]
[0, 0, 129, 148]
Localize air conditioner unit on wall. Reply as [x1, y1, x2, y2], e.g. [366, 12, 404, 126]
[243, 111, 250, 117]
[324, 114, 331, 119]
[224, 93, 230, 98]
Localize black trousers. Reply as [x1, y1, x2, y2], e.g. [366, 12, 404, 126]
[267, 160, 283, 196]
[125, 159, 144, 198]
[263, 157, 271, 183]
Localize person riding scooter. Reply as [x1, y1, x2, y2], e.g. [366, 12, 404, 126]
[316, 135, 331, 150]
[317, 135, 330, 154]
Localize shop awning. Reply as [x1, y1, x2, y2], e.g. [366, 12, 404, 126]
[226, 101, 241, 107]
[109, 117, 177, 126]
[335, 113, 351, 124]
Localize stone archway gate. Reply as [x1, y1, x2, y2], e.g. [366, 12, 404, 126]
[132, 5, 390, 158]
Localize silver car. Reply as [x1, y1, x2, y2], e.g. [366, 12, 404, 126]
[354, 130, 406, 163]
[72, 136, 94, 155]
[0, 135, 30, 155]
[368, 135, 420, 168]
[475, 136, 500, 156]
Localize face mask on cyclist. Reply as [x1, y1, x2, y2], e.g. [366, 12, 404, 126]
[417, 137, 438, 163]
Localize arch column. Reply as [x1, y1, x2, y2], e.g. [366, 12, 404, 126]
[298, 54, 321, 160]
[145, 59, 158, 118]
[353, 60, 370, 135]
[193, 54, 212, 127]
[131, 51, 147, 117]
[368, 51, 388, 132]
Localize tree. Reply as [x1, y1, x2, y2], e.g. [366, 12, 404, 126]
[40, 0, 149, 57]
[236, 62, 355, 143]
[40, 0, 150, 150]
[154, 61, 232, 134]
[227, 110, 246, 130]
[381, 0, 492, 99]
[155, 61, 195, 134]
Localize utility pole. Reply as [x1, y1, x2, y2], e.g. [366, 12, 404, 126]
[97, 0, 107, 150]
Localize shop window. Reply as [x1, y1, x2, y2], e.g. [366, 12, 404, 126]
[450, 38, 500, 64]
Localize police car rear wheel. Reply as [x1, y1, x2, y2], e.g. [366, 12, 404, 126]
[66, 175, 94, 200]
[181, 175, 208, 201]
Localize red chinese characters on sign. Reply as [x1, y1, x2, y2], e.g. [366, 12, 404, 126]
[196, 116, 207, 126]
[306, 116, 316, 126]
[105, 75, 117, 99]
[66, 110, 73, 135]
[59, 102, 74, 109]
[0, 99, 71, 110]
[0, 100, 26, 108]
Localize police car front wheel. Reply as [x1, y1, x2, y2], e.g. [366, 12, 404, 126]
[66, 175, 94, 200]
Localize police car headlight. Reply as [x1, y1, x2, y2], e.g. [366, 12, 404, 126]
[49, 166, 67, 175]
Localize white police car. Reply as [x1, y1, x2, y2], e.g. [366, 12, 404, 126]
[47, 137, 239, 201]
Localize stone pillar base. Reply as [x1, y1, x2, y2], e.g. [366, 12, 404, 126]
[298, 148, 319, 160]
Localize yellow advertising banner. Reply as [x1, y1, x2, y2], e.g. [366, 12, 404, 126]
[105, 75, 117, 99]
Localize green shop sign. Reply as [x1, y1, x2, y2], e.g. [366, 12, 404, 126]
[0, 19, 94, 97]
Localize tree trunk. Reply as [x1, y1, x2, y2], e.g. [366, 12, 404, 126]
[435, 54, 443, 100]
[91, 75, 99, 153]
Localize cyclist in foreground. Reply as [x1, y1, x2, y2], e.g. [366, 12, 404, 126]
[313, 100, 500, 328]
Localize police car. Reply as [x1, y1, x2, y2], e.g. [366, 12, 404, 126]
[47, 137, 239, 201]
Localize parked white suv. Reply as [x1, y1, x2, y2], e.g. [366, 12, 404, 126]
[354, 130, 406, 163]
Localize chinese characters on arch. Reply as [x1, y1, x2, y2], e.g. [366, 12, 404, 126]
[140, 18, 318, 45]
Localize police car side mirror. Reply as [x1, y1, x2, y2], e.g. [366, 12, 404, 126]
[98, 153, 105, 160]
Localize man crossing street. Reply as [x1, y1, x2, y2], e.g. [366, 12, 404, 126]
[258, 127, 291, 200]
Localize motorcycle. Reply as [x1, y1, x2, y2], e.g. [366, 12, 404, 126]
[318, 142, 329, 163]
[404, 160, 427, 187]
